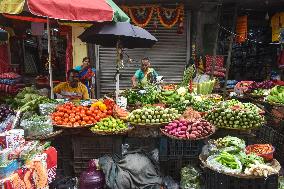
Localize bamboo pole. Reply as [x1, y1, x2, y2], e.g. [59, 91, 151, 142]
[47, 18, 54, 99]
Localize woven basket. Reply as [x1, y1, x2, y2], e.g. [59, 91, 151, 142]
[160, 125, 216, 141]
[53, 124, 93, 129]
[199, 154, 281, 179]
[90, 127, 134, 136]
[25, 130, 63, 140]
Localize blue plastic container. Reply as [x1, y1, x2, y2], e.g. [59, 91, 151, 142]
[0, 160, 19, 179]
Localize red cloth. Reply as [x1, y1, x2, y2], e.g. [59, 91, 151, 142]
[0, 44, 9, 73]
[27, 0, 114, 22]
[3, 14, 47, 23]
[44, 147, 57, 183]
[205, 55, 224, 69]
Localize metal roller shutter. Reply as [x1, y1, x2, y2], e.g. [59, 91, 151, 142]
[98, 11, 188, 96]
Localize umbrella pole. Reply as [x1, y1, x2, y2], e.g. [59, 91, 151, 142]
[47, 18, 54, 99]
[115, 41, 120, 103]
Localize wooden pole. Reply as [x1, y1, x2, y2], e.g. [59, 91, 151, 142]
[210, 1, 222, 80]
[222, 5, 239, 98]
[47, 18, 54, 99]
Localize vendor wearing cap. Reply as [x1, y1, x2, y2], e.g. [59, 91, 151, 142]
[131, 57, 159, 87]
[53, 69, 89, 100]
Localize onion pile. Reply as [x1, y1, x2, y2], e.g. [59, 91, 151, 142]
[162, 119, 214, 140]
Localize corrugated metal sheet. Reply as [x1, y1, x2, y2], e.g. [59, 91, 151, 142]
[98, 12, 188, 96]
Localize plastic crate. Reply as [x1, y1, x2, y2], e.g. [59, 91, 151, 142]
[73, 136, 122, 175]
[203, 167, 278, 189]
[159, 158, 200, 181]
[159, 137, 204, 159]
[256, 125, 284, 166]
[123, 137, 159, 152]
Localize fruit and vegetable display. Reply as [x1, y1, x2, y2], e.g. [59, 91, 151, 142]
[205, 100, 264, 129]
[190, 98, 215, 113]
[90, 117, 129, 134]
[123, 85, 160, 105]
[161, 119, 214, 140]
[0, 105, 15, 122]
[245, 144, 275, 161]
[181, 107, 201, 121]
[267, 85, 284, 104]
[202, 136, 281, 177]
[180, 165, 201, 189]
[113, 105, 129, 120]
[52, 102, 112, 127]
[128, 106, 180, 125]
[248, 81, 275, 91]
[158, 87, 192, 105]
[20, 115, 53, 137]
[162, 84, 177, 91]
[6, 87, 56, 112]
[180, 64, 195, 87]
[196, 79, 215, 95]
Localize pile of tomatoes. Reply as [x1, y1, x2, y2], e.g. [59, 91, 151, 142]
[52, 102, 113, 127]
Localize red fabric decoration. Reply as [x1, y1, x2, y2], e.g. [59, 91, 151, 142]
[0, 44, 9, 73]
[44, 147, 57, 183]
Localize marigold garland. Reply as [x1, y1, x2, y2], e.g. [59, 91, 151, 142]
[123, 4, 184, 29]
[157, 5, 184, 28]
[128, 6, 154, 28]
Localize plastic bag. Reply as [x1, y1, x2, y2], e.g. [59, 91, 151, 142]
[180, 165, 201, 189]
[20, 115, 53, 137]
[279, 176, 284, 189]
[39, 103, 57, 116]
[0, 115, 15, 132]
[162, 176, 179, 189]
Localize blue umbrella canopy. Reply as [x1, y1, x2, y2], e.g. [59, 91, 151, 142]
[0, 28, 8, 41]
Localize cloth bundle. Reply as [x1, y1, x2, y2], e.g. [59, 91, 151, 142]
[205, 55, 226, 78]
[0, 72, 22, 94]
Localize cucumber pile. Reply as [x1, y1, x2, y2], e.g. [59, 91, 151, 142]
[205, 100, 264, 129]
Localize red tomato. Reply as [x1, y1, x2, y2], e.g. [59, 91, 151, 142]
[83, 116, 90, 122]
[70, 118, 76, 123]
[64, 113, 69, 118]
[107, 110, 113, 115]
[81, 121, 87, 125]
[95, 116, 100, 121]
[70, 113, 76, 117]
[87, 120, 93, 124]
[86, 110, 92, 116]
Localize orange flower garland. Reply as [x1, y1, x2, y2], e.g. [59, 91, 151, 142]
[128, 6, 154, 28]
[123, 4, 184, 29]
[157, 5, 184, 28]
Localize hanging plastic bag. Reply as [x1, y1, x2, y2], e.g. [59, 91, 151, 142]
[20, 115, 53, 137]
[180, 165, 201, 189]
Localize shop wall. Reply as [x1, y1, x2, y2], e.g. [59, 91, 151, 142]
[97, 10, 190, 97]
[72, 26, 88, 68]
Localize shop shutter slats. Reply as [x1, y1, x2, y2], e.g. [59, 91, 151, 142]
[98, 11, 188, 96]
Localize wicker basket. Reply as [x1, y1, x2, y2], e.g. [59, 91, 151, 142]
[160, 125, 216, 141]
[199, 154, 281, 179]
[25, 130, 63, 140]
[53, 124, 93, 129]
[90, 127, 134, 136]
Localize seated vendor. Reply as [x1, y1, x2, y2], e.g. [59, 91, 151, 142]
[131, 57, 158, 87]
[53, 69, 89, 100]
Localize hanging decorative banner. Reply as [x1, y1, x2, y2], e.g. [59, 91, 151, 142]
[122, 4, 184, 29]
[271, 13, 282, 42]
[0, 0, 25, 14]
[126, 6, 154, 28]
[235, 15, 248, 43]
[157, 5, 184, 28]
